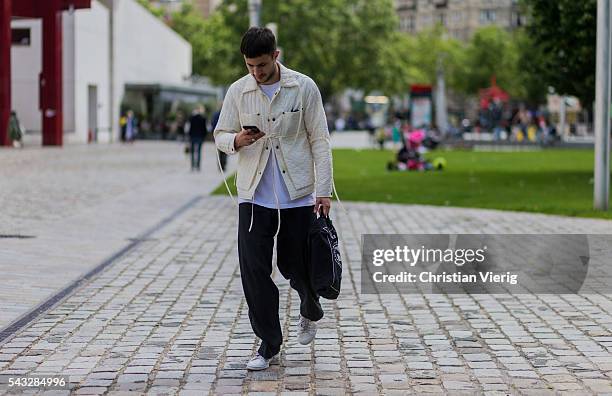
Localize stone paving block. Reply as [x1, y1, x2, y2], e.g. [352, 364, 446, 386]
[150, 378, 181, 388]
[582, 378, 612, 393]
[314, 387, 348, 395]
[350, 382, 379, 392]
[249, 380, 279, 392]
[442, 380, 476, 390]
[0, 167, 612, 395]
[74, 387, 107, 395]
[481, 383, 508, 391]
[550, 382, 585, 391]
[435, 358, 463, 366]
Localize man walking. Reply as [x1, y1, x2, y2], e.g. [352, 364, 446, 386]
[214, 27, 333, 371]
[187, 105, 207, 171]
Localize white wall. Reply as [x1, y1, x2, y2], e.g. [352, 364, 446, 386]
[64, 13, 76, 135]
[72, 0, 111, 144]
[110, 0, 192, 140]
[115, 0, 191, 84]
[10, 0, 192, 144]
[10, 18, 75, 139]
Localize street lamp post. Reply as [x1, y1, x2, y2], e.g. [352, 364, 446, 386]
[248, 0, 261, 27]
[435, 57, 448, 135]
[594, 0, 612, 210]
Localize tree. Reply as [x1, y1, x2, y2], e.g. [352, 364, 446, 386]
[140, 0, 420, 99]
[521, 0, 597, 106]
[458, 26, 519, 96]
[211, 0, 417, 99]
[374, 32, 424, 96]
[403, 26, 466, 93]
[339, 0, 417, 96]
[136, 0, 164, 18]
[513, 28, 549, 104]
[169, 3, 242, 84]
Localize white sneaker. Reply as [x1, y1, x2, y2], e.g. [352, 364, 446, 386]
[297, 315, 317, 345]
[246, 353, 272, 371]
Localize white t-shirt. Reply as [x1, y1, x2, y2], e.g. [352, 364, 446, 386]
[238, 81, 316, 209]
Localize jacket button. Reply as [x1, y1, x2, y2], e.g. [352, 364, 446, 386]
[282, 170, 286, 173]
[267, 118, 270, 122]
[272, 118, 275, 121]
[275, 145, 279, 149]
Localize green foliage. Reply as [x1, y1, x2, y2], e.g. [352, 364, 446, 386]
[8, 114, 22, 142]
[402, 26, 466, 92]
[169, 2, 243, 84]
[521, 0, 597, 106]
[375, 32, 424, 96]
[140, 0, 419, 98]
[402, 25, 545, 102]
[458, 26, 518, 95]
[138, 0, 573, 105]
[513, 28, 549, 104]
[136, 0, 165, 18]
[410, 25, 549, 103]
[215, 0, 418, 98]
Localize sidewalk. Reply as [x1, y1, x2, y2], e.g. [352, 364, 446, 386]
[0, 141, 234, 330]
[2, 142, 612, 394]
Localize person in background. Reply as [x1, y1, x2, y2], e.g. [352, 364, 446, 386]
[334, 116, 345, 132]
[391, 116, 402, 149]
[187, 105, 207, 171]
[121, 110, 138, 143]
[490, 98, 504, 141]
[8, 111, 24, 147]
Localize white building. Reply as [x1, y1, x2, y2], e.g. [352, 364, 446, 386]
[10, 0, 210, 144]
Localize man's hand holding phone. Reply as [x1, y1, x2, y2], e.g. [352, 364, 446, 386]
[234, 126, 265, 150]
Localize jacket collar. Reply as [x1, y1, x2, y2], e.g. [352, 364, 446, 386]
[242, 62, 299, 93]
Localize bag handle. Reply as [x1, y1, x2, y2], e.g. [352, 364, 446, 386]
[317, 207, 333, 225]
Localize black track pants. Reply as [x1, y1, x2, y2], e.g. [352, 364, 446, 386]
[238, 203, 324, 359]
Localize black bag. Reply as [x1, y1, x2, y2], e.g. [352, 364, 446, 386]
[308, 211, 342, 300]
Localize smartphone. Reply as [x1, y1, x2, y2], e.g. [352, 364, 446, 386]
[244, 125, 261, 134]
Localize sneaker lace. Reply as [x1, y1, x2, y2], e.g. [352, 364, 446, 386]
[299, 317, 310, 332]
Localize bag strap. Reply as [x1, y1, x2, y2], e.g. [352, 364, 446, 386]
[317, 207, 329, 219]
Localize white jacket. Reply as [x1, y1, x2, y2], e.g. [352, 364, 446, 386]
[214, 63, 333, 200]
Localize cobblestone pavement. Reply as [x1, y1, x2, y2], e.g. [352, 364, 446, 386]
[0, 142, 233, 328]
[2, 192, 612, 395]
[0, 133, 360, 328]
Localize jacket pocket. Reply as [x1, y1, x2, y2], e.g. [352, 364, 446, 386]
[240, 113, 262, 131]
[280, 109, 303, 136]
[279, 137, 314, 190]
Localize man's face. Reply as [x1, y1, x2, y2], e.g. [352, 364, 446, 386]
[244, 51, 279, 84]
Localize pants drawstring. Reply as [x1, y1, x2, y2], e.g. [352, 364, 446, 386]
[246, 136, 283, 235]
[217, 147, 237, 206]
[248, 202, 255, 232]
[271, 150, 282, 238]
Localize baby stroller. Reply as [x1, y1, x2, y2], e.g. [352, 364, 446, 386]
[387, 130, 446, 171]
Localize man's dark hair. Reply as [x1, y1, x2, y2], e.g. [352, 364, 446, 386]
[240, 27, 276, 58]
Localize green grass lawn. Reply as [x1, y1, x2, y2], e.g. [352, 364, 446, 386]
[212, 148, 612, 220]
